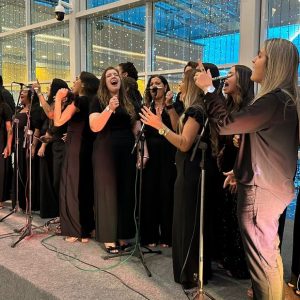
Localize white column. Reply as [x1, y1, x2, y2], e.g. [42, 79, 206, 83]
[25, 0, 32, 81]
[239, 0, 263, 68]
[79, 0, 87, 72]
[69, 0, 81, 80]
[145, 2, 154, 80]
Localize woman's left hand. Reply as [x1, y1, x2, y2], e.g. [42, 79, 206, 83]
[194, 61, 213, 92]
[139, 106, 163, 130]
[55, 88, 69, 102]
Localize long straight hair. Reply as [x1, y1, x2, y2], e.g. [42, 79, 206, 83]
[177, 69, 204, 134]
[227, 65, 254, 112]
[255, 38, 299, 103]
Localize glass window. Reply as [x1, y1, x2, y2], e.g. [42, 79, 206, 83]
[87, 0, 119, 9]
[0, 34, 27, 85]
[86, 6, 145, 76]
[154, 0, 240, 71]
[0, 0, 26, 33]
[266, 0, 300, 81]
[31, 0, 70, 24]
[32, 24, 70, 82]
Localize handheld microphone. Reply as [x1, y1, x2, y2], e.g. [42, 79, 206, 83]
[146, 86, 163, 92]
[212, 74, 233, 81]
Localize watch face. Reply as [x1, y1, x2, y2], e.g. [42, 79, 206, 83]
[158, 128, 165, 135]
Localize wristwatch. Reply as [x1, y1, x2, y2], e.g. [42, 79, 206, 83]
[204, 85, 216, 95]
[158, 126, 170, 137]
[105, 106, 114, 113]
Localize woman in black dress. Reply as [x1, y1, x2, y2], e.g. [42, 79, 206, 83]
[140, 75, 183, 247]
[12, 88, 43, 211]
[0, 93, 13, 209]
[54, 72, 99, 242]
[140, 66, 220, 290]
[212, 65, 253, 279]
[89, 67, 143, 253]
[33, 78, 69, 219]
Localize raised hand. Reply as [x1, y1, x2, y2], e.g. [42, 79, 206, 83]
[165, 91, 174, 106]
[108, 96, 119, 112]
[56, 88, 69, 102]
[32, 79, 41, 95]
[139, 106, 163, 130]
[194, 61, 213, 92]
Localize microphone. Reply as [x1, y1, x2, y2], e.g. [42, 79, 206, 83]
[146, 86, 163, 92]
[212, 74, 233, 81]
[12, 81, 25, 86]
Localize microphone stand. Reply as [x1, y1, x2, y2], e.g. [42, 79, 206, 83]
[11, 127, 34, 248]
[190, 118, 215, 300]
[11, 89, 42, 247]
[102, 92, 162, 277]
[0, 83, 23, 222]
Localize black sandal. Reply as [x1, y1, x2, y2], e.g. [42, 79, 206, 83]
[119, 243, 133, 252]
[105, 246, 120, 254]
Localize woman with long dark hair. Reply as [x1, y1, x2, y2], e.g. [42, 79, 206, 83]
[33, 78, 69, 219]
[212, 65, 254, 279]
[89, 67, 143, 254]
[54, 71, 99, 242]
[140, 75, 183, 247]
[195, 38, 299, 299]
[12, 88, 43, 211]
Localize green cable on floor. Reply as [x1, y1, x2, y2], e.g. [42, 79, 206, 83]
[40, 234, 137, 272]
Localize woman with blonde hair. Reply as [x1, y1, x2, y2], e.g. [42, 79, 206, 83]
[140, 65, 220, 291]
[195, 38, 299, 299]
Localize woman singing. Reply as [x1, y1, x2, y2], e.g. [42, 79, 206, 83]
[140, 75, 183, 247]
[54, 72, 99, 242]
[212, 65, 253, 279]
[140, 65, 220, 291]
[89, 67, 144, 254]
[195, 38, 299, 299]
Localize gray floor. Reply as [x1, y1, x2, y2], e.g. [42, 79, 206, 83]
[0, 202, 297, 300]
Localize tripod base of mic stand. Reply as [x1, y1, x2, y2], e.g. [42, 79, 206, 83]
[0, 205, 20, 222]
[11, 223, 32, 248]
[102, 243, 162, 277]
[191, 289, 216, 300]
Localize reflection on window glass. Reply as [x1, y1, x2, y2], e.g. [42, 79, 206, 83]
[87, 6, 145, 77]
[0, 0, 26, 33]
[154, 0, 240, 71]
[31, 0, 70, 24]
[267, 0, 300, 80]
[87, 0, 118, 9]
[32, 24, 70, 81]
[0, 34, 27, 85]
